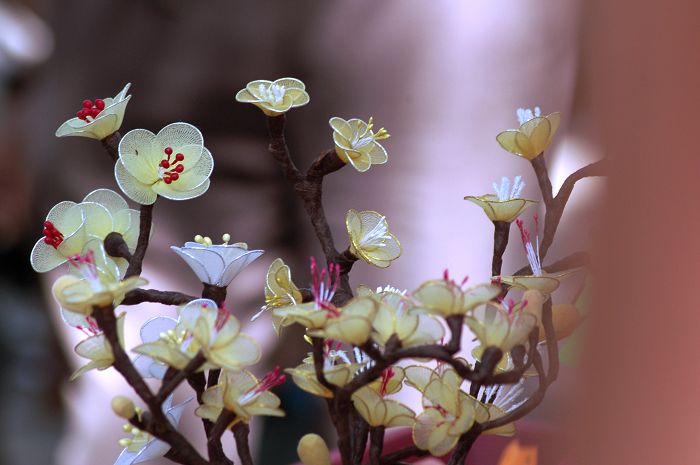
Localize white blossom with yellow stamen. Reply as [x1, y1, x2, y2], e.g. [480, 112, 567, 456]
[330, 117, 389, 172]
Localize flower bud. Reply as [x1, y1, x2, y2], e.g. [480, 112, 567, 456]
[297, 433, 330, 465]
[539, 304, 583, 341]
[111, 396, 136, 419]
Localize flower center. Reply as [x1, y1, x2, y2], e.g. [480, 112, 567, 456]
[159, 328, 187, 346]
[516, 106, 541, 125]
[76, 316, 101, 337]
[310, 257, 341, 316]
[258, 83, 286, 105]
[351, 117, 390, 149]
[378, 367, 395, 396]
[119, 423, 152, 453]
[359, 217, 390, 248]
[76, 98, 105, 122]
[42, 220, 64, 249]
[516, 217, 542, 275]
[68, 251, 103, 292]
[492, 176, 525, 201]
[238, 367, 286, 406]
[158, 147, 185, 184]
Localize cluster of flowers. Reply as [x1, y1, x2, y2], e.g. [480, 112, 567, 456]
[31, 76, 582, 465]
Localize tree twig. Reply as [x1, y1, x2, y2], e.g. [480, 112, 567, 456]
[122, 288, 195, 306]
[125, 203, 154, 278]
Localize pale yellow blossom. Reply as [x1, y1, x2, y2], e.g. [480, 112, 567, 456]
[465, 302, 537, 353]
[115, 122, 214, 205]
[412, 276, 500, 317]
[465, 175, 536, 223]
[235, 78, 309, 116]
[71, 313, 125, 380]
[56, 83, 131, 140]
[329, 117, 389, 172]
[496, 107, 560, 160]
[346, 209, 401, 268]
[287, 349, 363, 398]
[253, 258, 303, 332]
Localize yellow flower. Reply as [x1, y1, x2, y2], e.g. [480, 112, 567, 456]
[253, 258, 303, 332]
[297, 434, 331, 465]
[329, 117, 389, 172]
[52, 242, 146, 316]
[361, 286, 444, 348]
[115, 122, 214, 205]
[496, 107, 560, 160]
[346, 209, 401, 268]
[287, 347, 364, 398]
[412, 274, 501, 317]
[474, 382, 527, 437]
[465, 302, 537, 353]
[195, 368, 285, 425]
[71, 312, 125, 380]
[352, 386, 415, 428]
[465, 176, 536, 223]
[235, 78, 309, 116]
[55, 83, 131, 140]
[308, 297, 378, 346]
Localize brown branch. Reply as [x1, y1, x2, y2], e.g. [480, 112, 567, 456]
[446, 425, 482, 465]
[379, 445, 428, 465]
[125, 203, 154, 278]
[202, 284, 227, 306]
[208, 411, 235, 465]
[311, 337, 335, 393]
[491, 221, 511, 277]
[352, 409, 370, 464]
[369, 426, 385, 465]
[101, 131, 121, 162]
[232, 422, 254, 465]
[156, 352, 206, 403]
[122, 288, 196, 306]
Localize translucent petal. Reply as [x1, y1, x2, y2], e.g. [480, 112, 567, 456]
[114, 448, 139, 465]
[329, 117, 353, 140]
[118, 129, 160, 183]
[153, 178, 210, 201]
[155, 123, 203, 154]
[219, 249, 264, 286]
[462, 284, 501, 311]
[171, 247, 219, 284]
[235, 88, 259, 103]
[115, 161, 158, 205]
[75, 333, 110, 360]
[114, 209, 140, 251]
[346, 151, 371, 172]
[368, 142, 388, 164]
[286, 88, 310, 106]
[404, 365, 435, 392]
[274, 77, 306, 90]
[332, 130, 353, 152]
[211, 334, 261, 369]
[514, 131, 536, 158]
[140, 316, 178, 343]
[83, 188, 128, 216]
[133, 438, 169, 464]
[245, 80, 273, 98]
[30, 238, 67, 272]
[413, 280, 458, 315]
[521, 117, 551, 154]
[80, 202, 113, 238]
[132, 342, 189, 369]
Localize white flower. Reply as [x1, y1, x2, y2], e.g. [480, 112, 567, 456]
[56, 83, 131, 140]
[132, 316, 179, 380]
[171, 235, 263, 287]
[114, 395, 191, 465]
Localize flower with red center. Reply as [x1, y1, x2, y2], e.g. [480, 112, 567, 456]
[69, 312, 126, 380]
[196, 368, 285, 425]
[115, 122, 214, 205]
[55, 83, 131, 140]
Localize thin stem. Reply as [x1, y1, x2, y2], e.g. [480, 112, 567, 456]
[232, 422, 254, 465]
[156, 352, 206, 403]
[491, 221, 511, 277]
[101, 131, 121, 162]
[122, 288, 195, 306]
[208, 411, 235, 465]
[351, 409, 370, 465]
[125, 203, 154, 278]
[369, 426, 385, 465]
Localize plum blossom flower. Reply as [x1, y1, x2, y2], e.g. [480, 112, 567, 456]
[346, 209, 401, 268]
[412, 272, 500, 317]
[132, 316, 179, 380]
[115, 395, 191, 465]
[352, 366, 415, 428]
[496, 107, 560, 160]
[235, 78, 309, 116]
[252, 258, 303, 332]
[286, 346, 364, 398]
[115, 122, 214, 205]
[51, 242, 146, 316]
[56, 83, 131, 140]
[465, 176, 537, 223]
[30, 188, 141, 274]
[171, 234, 263, 287]
[475, 382, 527, 437]
[195, 368, 285, 425]
[70, 312, 125, 380]
[465, 300, 537, 354]
[330, 117, 389, 172]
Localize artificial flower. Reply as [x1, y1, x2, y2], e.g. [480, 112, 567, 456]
[475, 382, 527, 437]
[51, 243, 146, 315]
[132, 316, 179, 380]
[465, 176, 537, 223]
[360, 285, 444, 348]
[406, 365, 477, 456]
[115, 122, 214, 205]
[115, 395, 190, 465]
[195, 368, 285, 425]
[352, 386, 415, 428]
[538, 303, 583, 341]
[55, 83, 131, 140]
[346, 209, 401, 268]
[329, 117, 389, 172]
[297, 434, 331, 465]
[465, 301, 537, 353]
[286, 346, 364, 398]
[496, 107, 560, 160]
[30, 188, 141, 274]
[235, 78, 309, 116]
[71, 312, 125, 380]
[171, 234, 263, 287]
[497, 218, 575, 295]
[253, 258, 303, 332]
[412, 273, 500, 317]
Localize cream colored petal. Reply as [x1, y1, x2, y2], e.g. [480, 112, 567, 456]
[235, 89, 260, 103]
[521, 117, 551, 155]
[384, 400, 415, 428]
[274, 77, 306, 90]
[169, 147, 214, 192]
[30, 238, 67, 272]
[114, 209, 140, 251]
[115, 161, 158, 205]
[48, 201, 82, 235]
[245, 80, 274, 98]
[286, 368, 333, 398]
[404, 314, 444, 347]
[75, 333, 111, 361]
[80, 202, 113, 238]
[329, 117, 353, 140]
[546, 112, 561, 145]
[70, 359, 108, 381]
[286, 89, 310, 107]
[501, 275, 560, 295]
[210, 334, 261, 369]
[118, 129, 160, 183]
[132, 342, 190, 369]
[82, 188, 129, 216]
[404, 365, 436, 392]
[155, 122, 203, 153]
[412, 280, 458, 315]
[195, 405, 222, 423]
[345, 151, 372, 172]
[368, 142, 388, 165]
[462, 284, 501, 311]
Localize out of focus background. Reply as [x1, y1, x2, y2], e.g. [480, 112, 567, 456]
[0, 1, 697, 465]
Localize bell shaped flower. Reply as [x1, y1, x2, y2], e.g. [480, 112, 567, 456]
[465, 300, 537, 354]
[52, 243, 147, 316]
[286, 347, 364, 398]
[353, 366, 415, 428]
[465, 176, 537, 223]
[114, 395, 191, 465]
[346, 209, 401, 268]
[359, 285, 444, 348]
[412, 272, 500, 317]
[115, 122, 214, 205]
[496, 107, 560, 160]
[329, 117, 389, 172]
[71, 312, 126, 380]
[30, 189, 141, 274]
[56, 83, 131, 140]
[235, 78, 309, 116]
[171, 234, 263, 287]
[253, 258, 302, 332]
[195, 368, 285, 425]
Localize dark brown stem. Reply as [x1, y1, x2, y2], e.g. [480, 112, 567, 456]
[530, 155, 554, 204]
[208, 411, 235, 465]
[444, 315, 464, 354]
[369, 426, 385, 465]
[446, 425, 482, 465]
[122, 288, 195, 306]
[124, 203, 154, 278]
[379, 445, 428, 465]
[202, 284, 227, 306]
[311, 337, 335, 392]
[232, 422, 254, 465]
[541, 299, 559, 383]
[207, 369, 221, 389]
[352, 409, 370, 465]
[101, 131, 121, 162]
[491, 221, 511, 277]
[104, 232, 133, 262]
[156, 352, 206, 403]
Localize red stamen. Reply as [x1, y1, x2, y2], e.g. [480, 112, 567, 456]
[164, 147, 173, 156]
[174, 164, 184, 173]
[160, 160, 170, 168]
[175, 153, 184, 161]
[82, 99, 93, 109]
[379, 367, 395, 396]
[163, 177, 172, 184]
[42, 220, 64, 249]
[170, 173, 179, 181]
[94, 99, 105, 110]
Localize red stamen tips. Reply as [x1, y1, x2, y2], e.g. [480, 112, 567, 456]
[175, 153, 184, 161]
[174, 164, 184, 173]
[163, 177, 172, 184]
[160, 160, 170, 168]
[443, 268, 450, 281]
[170, 173, 179, 181]
[164, 147, 173, 155]
[42, 220, 64, 249]
[379, 367, 395, 396]
[82, 99, 93, 109]
[76, 98, 104, 121]
[159, 148, 185, 183]
[94, 99, 105, 110]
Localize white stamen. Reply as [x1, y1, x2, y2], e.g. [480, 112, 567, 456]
[259, 83, 286, 105]
[525, 242, 542, 276]
[359, 217, 390, 248]
[516, 106, 542, 125]
[493, 176, 525, 201]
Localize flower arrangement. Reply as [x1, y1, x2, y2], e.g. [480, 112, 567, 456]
[33, 80, 603, 465]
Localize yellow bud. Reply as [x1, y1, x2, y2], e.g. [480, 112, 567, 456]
[222, 233, 231, 244]
[118, 438, 132, 447]
[297, 434, 330, 465]
[122, 424, 132, 432]
[539, 304, 583, 342]
[204, 236, 213, 246]
[111, 396, 136, 419]
[194, 234, 204, 244]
